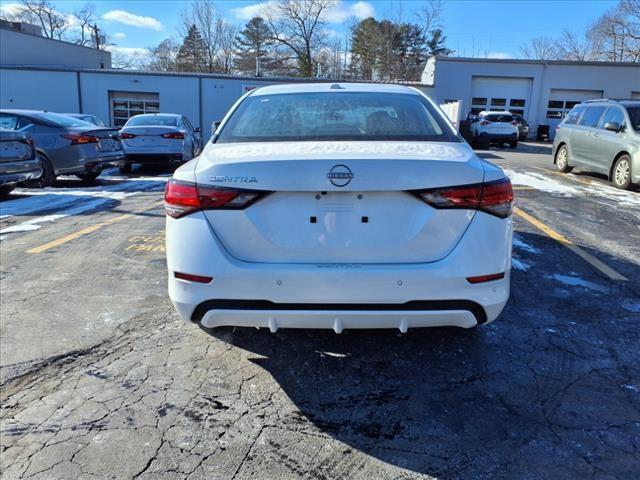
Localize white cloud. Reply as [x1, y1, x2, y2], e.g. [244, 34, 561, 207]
[112, 32, 127, 39]
[325, 1, 374, 23]
[0, 3, 24, 18]
[231, 1, 374, 23]
[106, 46, 149, 57]
[102, 10, 162, 31]
[486, 52, 512, 59]
[231, 1, 275, 21]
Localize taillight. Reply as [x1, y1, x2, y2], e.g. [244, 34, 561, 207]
[411, 177, 513, 218]
[162, 131, 185, 139]
[480, 120, 491, 126]
[119, 132, 136, 139]
[62, 133, 99, 145]
[164, 179, 270, 218]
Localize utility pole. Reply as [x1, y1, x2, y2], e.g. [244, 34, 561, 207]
[91, 23, 101, 50]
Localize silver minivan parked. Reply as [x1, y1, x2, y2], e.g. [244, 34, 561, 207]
[552, 99, 640, 189]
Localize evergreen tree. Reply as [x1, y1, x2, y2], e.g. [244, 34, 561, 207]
[176, 24, 207, 72]
[426, 29, 453, 57]
[350, 17, 380, 79]
[234, 17, 274, 75]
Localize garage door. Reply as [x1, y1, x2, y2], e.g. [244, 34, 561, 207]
[109, 91, 160, 127]
[546, 89, 603, 137]
[470, 76, 532, 117]
[632, 91, 640, 99]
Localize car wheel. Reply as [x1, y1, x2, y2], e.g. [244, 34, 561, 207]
[25, 154, 56, 188]
[510, 141, 518, 149]
[119, 162, 132, 174]
[0, 184, 15, 199]
[555, 145, 573, 173]
[612, 154, 632, 189]
[76, 172, 101, 182]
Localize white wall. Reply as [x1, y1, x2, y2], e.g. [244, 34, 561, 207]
[0, 68, 79, 112]
[429, 57, 640, 136]
[79, 72, 200, 132]
[0, 28, 111, 69]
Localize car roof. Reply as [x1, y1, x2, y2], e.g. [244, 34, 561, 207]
[130, 113, 181, 118]
[1, 109, 48, 116]
[479, 111, 513, 115]
[248, 82, 420, 96]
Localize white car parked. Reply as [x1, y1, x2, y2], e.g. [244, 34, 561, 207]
[119, 113, 201, 172]
[165, 83, 513, 333]
[470, 111, 519, 149]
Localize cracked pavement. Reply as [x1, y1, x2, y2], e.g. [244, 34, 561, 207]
[1, 149, 639, 479]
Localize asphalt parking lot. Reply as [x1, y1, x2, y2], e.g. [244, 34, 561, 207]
[1, 143, 639, 479]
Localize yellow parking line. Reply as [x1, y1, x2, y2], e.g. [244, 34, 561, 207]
[514, 206, 627, 281]
[26, 204, 162, 254]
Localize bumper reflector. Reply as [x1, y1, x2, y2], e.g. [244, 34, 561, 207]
[466, 272, 505, 284]
[174, 271, 213, 283]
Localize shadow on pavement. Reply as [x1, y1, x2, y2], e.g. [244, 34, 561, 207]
[200, 231, 639, 478]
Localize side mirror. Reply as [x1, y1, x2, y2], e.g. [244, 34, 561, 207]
[604, 122, 621, 132]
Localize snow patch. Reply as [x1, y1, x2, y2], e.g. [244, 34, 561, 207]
[512, 258, 531, 271]
[0, 198, 113, 235]
[550, 274, 609, 293]
[504, 169, 580, 196]
[513, 235, 542, 254]
[206, 141, 469, 161]
[621, 298, 640, 313]
[0, 179, 165, 219]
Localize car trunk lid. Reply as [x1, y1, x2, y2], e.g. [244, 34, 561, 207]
[194, 141, 485, 264]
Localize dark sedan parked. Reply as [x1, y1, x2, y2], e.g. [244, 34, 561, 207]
[512, 114, 530, 141]
[0, 110, 125, 186]
[0, 128, 42, 198]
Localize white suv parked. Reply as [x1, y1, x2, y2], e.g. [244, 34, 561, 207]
[470, 111, 519, 149]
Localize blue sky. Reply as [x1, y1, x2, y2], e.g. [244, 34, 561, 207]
[1, 0, 618, 60]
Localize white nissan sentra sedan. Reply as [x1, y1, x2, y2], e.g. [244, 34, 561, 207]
[165, 83, 513, 333]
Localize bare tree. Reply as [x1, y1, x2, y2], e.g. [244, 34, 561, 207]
[417, 0, 444, 36]
[555, 30, 597, 61]
[181, 0, 220, 72]
[215, 20, 238, 74]
[146, 38, 180, 72]
[589, 0, 640, 62]
[266, 0, 333, 77]
[18, 0, 68, 39]
[72, 3, 98, 47]
[520, 36, 560, 60]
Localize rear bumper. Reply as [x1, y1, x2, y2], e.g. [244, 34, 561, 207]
[167, 210, 513, 331]
[481, 133, 518, 143]
[196, 304, 480, 332]
[0, 158, 42, 185]
[125, 153, 184, 164]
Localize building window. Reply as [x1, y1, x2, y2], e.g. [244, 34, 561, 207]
[490, 98, 506, 107]
[546, 111, 563, 119]
[510, 99, 525, 107]
[564, 101, 581, 109]
[547, 100, 564, 109]
[472, 97, 487, 105]
[109, 91, 160, 127]
[470, 107, 484, 115]
[509, 109, 524, 115]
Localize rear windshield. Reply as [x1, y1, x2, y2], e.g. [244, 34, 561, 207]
[126, 115, 178, 127]
[484, 114, 513, 123]
[35, 112, 94, 128]
[626, 107, 640, 131]
[217, 92, 459, 143]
